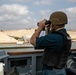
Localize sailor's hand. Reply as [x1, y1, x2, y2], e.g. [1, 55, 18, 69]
[38, 19, 46, 29]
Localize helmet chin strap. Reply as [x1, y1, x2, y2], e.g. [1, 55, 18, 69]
[46, 24, 64, 34]
[50, 24, 57, 33]
[50, 24, 64, 33]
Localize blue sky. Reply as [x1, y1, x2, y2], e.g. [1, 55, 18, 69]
[0, 0, 76, 30]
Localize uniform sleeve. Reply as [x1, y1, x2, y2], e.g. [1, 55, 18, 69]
[35, 34, 63, 50]
[35, 36, 45, 49]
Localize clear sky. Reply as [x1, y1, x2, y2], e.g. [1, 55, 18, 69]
[0, 0, 76, 30]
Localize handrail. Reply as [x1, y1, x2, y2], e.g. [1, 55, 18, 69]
[7, 49, 76, 56]
[7, 50, 43, 55]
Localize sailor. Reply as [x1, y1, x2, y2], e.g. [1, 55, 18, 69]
[30, 11, 71, 75]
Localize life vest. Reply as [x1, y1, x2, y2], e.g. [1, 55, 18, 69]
[54, 31, 71, 68]
[42, 31, 71, 69]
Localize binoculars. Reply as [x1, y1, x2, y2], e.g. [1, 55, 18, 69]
[45, 20, 51, 25]
[37, 20, 51, 26]
[37, 20, 51, 31]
